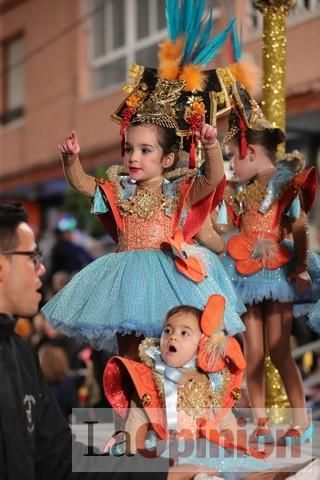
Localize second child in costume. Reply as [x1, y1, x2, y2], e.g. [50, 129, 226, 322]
[218, 91, 318, 445]
[104, 294, 268, 478]
[42, 2, 250, 358]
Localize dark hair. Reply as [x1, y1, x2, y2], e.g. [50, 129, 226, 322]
[246, 128, 285, 161]
[165, 305, 202, 324]
[232, 127, 285, 162]
[0, 203, 28, 251]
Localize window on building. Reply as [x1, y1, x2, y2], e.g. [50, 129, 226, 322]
[1, 35, 25, 124]
[89, 0, 169, 92]
[89, 0, 221, 92]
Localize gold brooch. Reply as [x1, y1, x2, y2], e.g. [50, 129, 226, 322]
[141, 393, 152, 407]
[231, 388, 241, 400]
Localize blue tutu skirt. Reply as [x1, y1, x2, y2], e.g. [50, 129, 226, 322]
[220, 252, 295, 305]
[308, 300, 320, 334]
[42, 247, 245, 350]
[221, 241, 320, 306]
[112, 433, 271, 480]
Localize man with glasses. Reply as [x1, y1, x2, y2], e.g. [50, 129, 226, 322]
[0, 203, 215, 480]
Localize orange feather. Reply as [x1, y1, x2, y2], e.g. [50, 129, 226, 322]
[158, 59, 180, 80]
[158, 37, 184, 63]
[229, 59, 261, 96]
[179, 64, 206, 92]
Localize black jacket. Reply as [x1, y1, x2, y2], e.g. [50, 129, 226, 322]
[0, 314, 168, 480]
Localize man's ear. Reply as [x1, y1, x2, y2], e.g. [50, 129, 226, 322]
[162, 152, 175, 169]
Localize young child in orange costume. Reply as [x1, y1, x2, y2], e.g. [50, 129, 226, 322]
[104, 294, 270, 478]
[219, 89, 318, 445]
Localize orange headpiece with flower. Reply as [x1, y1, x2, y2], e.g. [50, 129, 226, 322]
[197, 294, 246, 373]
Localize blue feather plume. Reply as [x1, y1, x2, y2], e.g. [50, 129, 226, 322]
[191, 11, 213, 62]
[193, 17, 235, 65]
[165, 0, 179, 40]
[231, 19, 242, 62]
[164, 0, 235, 67]
[182, 0, 206, 63]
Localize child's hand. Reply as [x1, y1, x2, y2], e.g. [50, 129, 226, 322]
[58, 130, 80, 157]
[195, 124, 217, 148]
[288, 269, 312, 292]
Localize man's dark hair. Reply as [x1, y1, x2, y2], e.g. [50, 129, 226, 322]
[0, 203, 28, 251]
[165, 304, 202, 324]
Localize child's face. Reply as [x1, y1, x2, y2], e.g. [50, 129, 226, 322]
[160, 311, 202, 368]
[226, 141, 258, 183]
[124, 124, 173, 182]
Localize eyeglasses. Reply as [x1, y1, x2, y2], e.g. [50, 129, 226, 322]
[1, 249, 43, 270]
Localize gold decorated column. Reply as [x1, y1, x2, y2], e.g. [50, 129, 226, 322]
[253, 0, 295, 423]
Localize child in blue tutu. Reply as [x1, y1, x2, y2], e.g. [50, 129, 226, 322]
[42, 1, 253, 360]
[42, 105, 247, 358]
[218, 91, 318, 445]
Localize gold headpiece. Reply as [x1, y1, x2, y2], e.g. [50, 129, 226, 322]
[111, 1, 258, 167]
[223, 85, 284, 154]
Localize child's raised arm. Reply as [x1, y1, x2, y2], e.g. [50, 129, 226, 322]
[186, 124, 225, 207]
[59, 130, 96, 198]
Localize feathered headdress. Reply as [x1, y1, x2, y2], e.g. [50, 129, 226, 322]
[112, 0, 258, 167]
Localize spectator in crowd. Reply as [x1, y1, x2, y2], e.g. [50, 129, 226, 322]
[50, 218, 94, 279]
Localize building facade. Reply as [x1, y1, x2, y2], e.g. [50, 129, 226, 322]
[0, 0, 319, 229]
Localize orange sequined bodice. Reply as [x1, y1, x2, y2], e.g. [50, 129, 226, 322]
[240, 201, 281, 241]
[117, 210, 174, 251]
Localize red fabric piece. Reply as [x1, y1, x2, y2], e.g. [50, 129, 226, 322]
[183, 176, 226, 241]
[121, 133, 125, 157]
[97, 182, 125, 243]
[189, 140, 196, 168]
[277, 166, 318, 220]
[239, 116, 248, 159]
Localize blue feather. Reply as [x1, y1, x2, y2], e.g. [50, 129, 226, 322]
[191, 11, 213, 62]
[231, 20, 242, 62]
[180, 0, 194, 35]
[182, 0, 206, 63]
[165, 0, 179, 40]
[193, 18, 235, 65]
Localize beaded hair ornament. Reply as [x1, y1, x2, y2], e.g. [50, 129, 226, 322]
[223, 85, 284, 158]
[111, 0, 260, 168]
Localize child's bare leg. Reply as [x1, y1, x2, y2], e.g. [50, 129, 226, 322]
[265, 300, 309, 427]
[242, 303, 267, 422]
[117, 333, 144, 361]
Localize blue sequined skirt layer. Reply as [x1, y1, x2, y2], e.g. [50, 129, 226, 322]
[293, 251, 320, 323]
[130, 435, 273, 480]
[221, 242, 320, 307]
[308, 300, 320, 334]
[42, 247, 245, 351]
